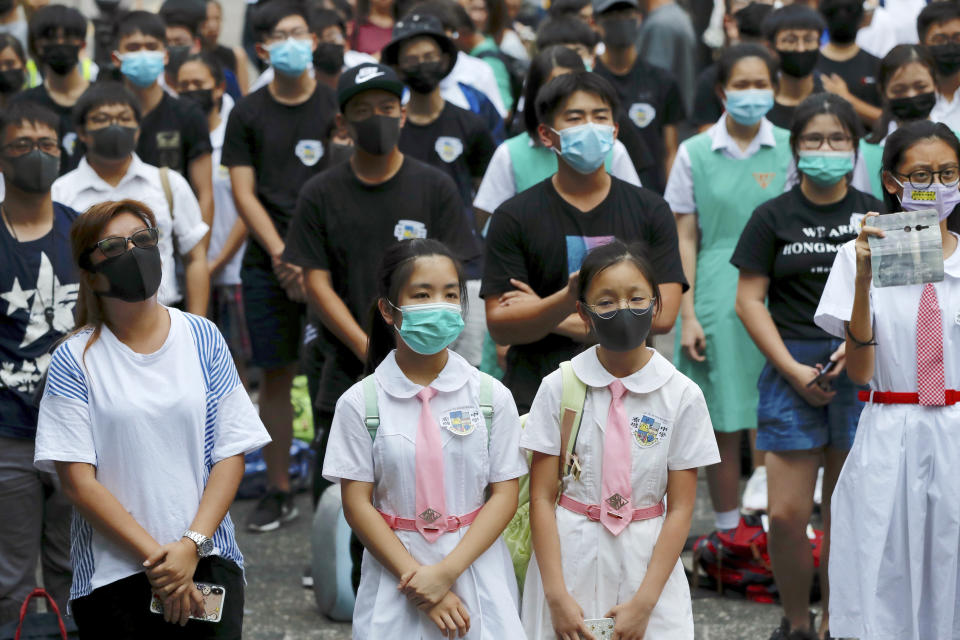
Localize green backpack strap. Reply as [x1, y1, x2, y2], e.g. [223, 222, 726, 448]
[478, 372, 495, 447]
[558, 361, 587, 477]
[361, 374, 380, 441]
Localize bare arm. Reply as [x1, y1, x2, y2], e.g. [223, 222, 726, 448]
[305, 269, 368, 361]
[209, 217, 248, 277]
[342, 479, 421, 580]
[675, 213, 706, 362]
[229, 166, 285, 257]
[232, 46, 250, 94]
[845, 215, 881, 385]
[182, 241, 210, 317]
[188, 154, 215, 250]
[485, 277, 578, 346]
[663, 124, 679, 181]
[652, 282, 682, 334]
[820, 73, 882, 126]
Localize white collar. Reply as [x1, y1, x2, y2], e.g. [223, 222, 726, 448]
[374, 349, 475, 399]
[570, 346, 675, 394]
[75, 153, 148, 191]
[709, 116, 777, 153]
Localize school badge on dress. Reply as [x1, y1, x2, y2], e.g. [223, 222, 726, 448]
[628, 103, 656, 129]
[295, 139, 324, 166]
[393, 220, 428, 240]
[631, 414, 669, 448]
[434, 136, 464, 163]
[439, 407, 481, 436]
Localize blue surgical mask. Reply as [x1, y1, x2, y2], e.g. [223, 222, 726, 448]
[268, 37, 313, 77]
[392, 302, 465, 355]
[797, 150, 855, 186]
[724, 88, 775, 126]
[119, 51, 165, 88]
[550, 122, 614, 174]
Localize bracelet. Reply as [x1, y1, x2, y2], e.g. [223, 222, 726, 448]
[845, 323, 877, 348]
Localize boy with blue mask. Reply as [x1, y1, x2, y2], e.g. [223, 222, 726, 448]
[112, 10, 214, 247]
[221, 0, 339, 534]
[481, 71, 687, 412]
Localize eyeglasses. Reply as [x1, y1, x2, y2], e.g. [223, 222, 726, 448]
[267, 27, 310, 41]
[584, 297, 654, 320]
[798, 132, 852, 151]
[87, 112, 137, 127]
[895, 167, 960, 189]
[1, 137, 59, 156]
[928, 32, 960, 46]
[85, 227, 158, 261]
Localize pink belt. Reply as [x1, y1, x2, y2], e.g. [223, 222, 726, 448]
[558, 494, 665, 523]
[378, 506, 483, 534]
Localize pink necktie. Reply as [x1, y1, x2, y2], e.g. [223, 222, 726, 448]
[601, 380, 632, 536]
[917, 283, 946, 406]
[415, 387, 446, 543]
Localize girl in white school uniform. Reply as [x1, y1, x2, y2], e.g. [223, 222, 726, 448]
[321, 239, 528, 640]
[521, 240, 720, 640]
[814, 121, 960, 640]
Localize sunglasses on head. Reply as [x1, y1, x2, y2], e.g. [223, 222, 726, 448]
[79, 227, 158, 269]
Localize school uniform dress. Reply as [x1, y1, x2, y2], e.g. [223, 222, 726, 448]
[814, 235, 960, 640]
[664, 116, 793, 432]
[322, 350, 528, 640]
[519, 347, 720, 640]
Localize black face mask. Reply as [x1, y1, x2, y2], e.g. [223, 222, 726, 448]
[180, 88, 215, 113]
[166, 44, 191, 72]
[89, 125, 137, 160]
[776, 49, 819, 78]
[0, 0, 14, 15]
[929, 43, 960, 76]
[733, 2, 769, 39]
[39, 43, 80, 75]
[586, 306, 654, 352]
[0, 67, 23, 93]
[401, 61, 447, 94]
[313, 42, 344, 75]
[90, 245, 162, 302]
[3, 149, 60, 193]
[600, 17, 639, 49]
[349, 114, 401, 155]
[327, 141, 354, 165]
[889, 92, 936, 121]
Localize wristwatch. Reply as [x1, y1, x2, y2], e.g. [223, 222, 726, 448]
[182, 530, 214, 558]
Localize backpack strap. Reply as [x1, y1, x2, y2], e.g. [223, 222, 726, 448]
[361, 374, 380, 441]
[158, 167, 175, 221]
[558, 361, 587, 478]
[478, 372, 495, 447]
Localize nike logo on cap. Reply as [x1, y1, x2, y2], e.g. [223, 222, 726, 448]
[355, 66, 384, 83]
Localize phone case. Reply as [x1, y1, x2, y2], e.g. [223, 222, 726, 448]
[584, 618, 615, 639]
[149, 582, 226, 623]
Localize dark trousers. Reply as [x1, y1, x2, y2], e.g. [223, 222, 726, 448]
[71, 557, 244, 640]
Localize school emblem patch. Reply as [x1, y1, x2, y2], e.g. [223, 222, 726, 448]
[62, 132, 77, 157]
[295, 139, 324, 167]
[435, 136, 464, 163]
[440, 407, 481, 436]
[753, 172, 775, 189]
[631, 414, 669, 448]
[628, 102, 656, 129]
[394, 219, 427, 240]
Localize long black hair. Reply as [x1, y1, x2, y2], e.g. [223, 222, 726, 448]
[867, 44, 936, 144]
[881, 120, 960, 232]
[521, 45, 584, 139]
[577, 239, 662, 312]
[365, 239, 468, 373]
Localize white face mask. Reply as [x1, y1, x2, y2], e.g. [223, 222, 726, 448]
[895, 178, 960, 221]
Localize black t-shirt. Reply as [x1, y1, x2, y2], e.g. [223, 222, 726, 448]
[283, 157, 483, 410]
[692, 63, 723, 127]
[0, 203, 79, 440]
[398, 102, 495, 278]
[222, 83, 338, 268]
[731, 185, 881, 339]
[816, 49, 881, 108]
[768, 74, 825, 129]
[481, 177, 688, 412]
[13, 87, 84, 174]
[595, 57, 685, 194]
[137, 93, 212, 180]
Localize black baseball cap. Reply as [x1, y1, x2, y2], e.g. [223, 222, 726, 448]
[337, 63, 406, 110]
[381, 13, 458, 77]
[594, 0, 638, 15]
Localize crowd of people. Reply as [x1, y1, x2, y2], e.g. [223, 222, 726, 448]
[1, 0, 958, 638]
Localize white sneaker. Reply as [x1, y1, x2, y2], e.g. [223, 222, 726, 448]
[742, 466, 768, 514]
[814, 467, 824, 506]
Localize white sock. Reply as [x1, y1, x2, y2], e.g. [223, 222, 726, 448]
[714, 508, 740, 531]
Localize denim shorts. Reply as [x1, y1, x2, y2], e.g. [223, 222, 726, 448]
[756, 338, 865, 452]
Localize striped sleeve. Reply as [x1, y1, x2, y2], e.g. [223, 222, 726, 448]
[34, 340, 96, 473]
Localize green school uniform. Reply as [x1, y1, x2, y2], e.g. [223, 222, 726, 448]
[470, 37, 515, 112]
[860, 138, 885, 200]
[674, 124, 792, 432]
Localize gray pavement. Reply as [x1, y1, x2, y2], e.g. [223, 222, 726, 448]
[234, 474, 807, 640]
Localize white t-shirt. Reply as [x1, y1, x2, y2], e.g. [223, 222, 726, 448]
[51, 155, 208, 306]
[473, 137, 642, 215]
[209, 113, 246, 286]
[442, 51, 508, 118]
[35, 308, 271, 600]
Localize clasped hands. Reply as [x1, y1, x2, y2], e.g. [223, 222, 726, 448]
[143, 538, 203, 626]
[397, 562, 470, 638]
